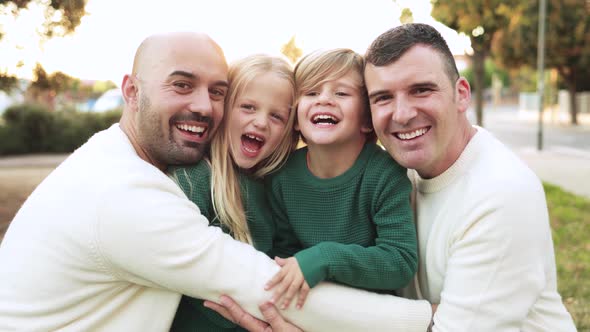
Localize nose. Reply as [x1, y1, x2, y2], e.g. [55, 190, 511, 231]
[316, 90, 333, 105]
[253, 111, 269, 129]
[188, 87, 213, 117]
[391, 96, 416, 125]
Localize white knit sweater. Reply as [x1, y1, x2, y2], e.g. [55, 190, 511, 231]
[408, 127, 576, 332]
[0, 124, 431, 332]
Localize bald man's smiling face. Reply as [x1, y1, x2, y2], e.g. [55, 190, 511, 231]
[130, 34, 229, 167]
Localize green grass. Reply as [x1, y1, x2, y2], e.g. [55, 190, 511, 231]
[545, 182, 590, 331]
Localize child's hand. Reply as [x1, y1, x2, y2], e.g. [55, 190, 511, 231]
[265, 257, 310, 310]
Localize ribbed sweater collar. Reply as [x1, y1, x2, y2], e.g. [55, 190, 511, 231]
[298, 142, 376, 188]
[414, 126, 484, 194]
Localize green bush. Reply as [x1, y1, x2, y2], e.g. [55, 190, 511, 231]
[0, 104, 121, 155]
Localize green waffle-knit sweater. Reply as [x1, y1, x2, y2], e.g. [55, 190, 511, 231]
[167, 161, 275, 332]
[268, 142, 418, 290]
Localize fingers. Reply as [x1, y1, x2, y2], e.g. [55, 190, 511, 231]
[259, 302, 282, 324]
[274, 256, 287, 266]
[280, 275, 304, 309]
[203, 300, 232, 321]
[214, 295, 269, 332]
[265, 267, 287, 291]
[260, 302, 303, 332]
[295, 282, 310, 309]
[270, 275, 292, 305]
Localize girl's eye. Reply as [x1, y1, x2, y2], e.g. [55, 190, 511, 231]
[240, 104, 255, 111]
[304, 91, 318, 97]
[335, 91, 349, 97]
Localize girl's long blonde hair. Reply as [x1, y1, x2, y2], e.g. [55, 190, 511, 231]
[210, 54, 298, 244]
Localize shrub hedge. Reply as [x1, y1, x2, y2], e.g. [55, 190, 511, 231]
[0, 104, 121, 155]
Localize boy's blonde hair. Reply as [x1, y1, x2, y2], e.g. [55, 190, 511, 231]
[210, 54, 298, 243]
[294, 48, 376, 142]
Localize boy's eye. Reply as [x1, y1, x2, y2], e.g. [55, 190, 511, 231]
[304, 91, 318, 97]
[271, 113, 285, 122]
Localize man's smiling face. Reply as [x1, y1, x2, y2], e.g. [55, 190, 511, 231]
[365, 44, 470, 178]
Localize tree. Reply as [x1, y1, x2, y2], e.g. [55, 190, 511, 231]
[0, 0, 87, 91]
[0, 0, 86, 39]
[281, 35, 303, 64]
[400, 7, 414, 24]
[493, 0, 590, 125]
[26, 63, 80, 109]
[431, 0, 519, 127]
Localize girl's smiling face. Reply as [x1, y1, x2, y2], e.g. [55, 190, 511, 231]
[228, 72, 293, 170]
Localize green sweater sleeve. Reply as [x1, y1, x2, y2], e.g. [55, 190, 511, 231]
[295, 158, 418, 290]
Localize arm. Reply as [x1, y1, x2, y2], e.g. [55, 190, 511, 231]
[432, 185, 555, 331]
[97, 179, 431, 332]
[294, 165, 418, 289]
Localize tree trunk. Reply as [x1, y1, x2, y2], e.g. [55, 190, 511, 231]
[472, 49, 486, 127]
[568, 83, 578, 125]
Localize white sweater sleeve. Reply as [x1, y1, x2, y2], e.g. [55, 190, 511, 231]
[433, 184, 551, 332]
[96, 181, 432, 332]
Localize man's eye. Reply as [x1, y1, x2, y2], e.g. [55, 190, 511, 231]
[373, 95, 392, 104]
[173, 82, 191, 90]
[210, 88, 226, 100]
[414, 88, 432, 95]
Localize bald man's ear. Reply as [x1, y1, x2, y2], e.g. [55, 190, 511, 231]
[121, 74, 139, 112]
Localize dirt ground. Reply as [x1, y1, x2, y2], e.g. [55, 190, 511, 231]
[0, 167, 56, 242]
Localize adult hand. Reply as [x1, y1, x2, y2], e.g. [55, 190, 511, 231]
[204, 295, 303, 332]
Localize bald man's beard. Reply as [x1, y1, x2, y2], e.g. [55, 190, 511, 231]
[136, 93, 209, 167]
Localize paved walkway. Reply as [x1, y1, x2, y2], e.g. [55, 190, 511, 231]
[514, 147, 590, 198]
[0, 154, 69, 168]
[479, 106, 590, 198]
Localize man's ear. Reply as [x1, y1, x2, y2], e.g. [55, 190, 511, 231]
[121, 74, 139, 111]
[455, 77, 471, 114]
[361, 107, 374, 134]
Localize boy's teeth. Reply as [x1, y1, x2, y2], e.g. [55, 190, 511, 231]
[313, 114, 336, 121]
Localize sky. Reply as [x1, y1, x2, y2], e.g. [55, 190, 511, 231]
[0, 0, 471, 85]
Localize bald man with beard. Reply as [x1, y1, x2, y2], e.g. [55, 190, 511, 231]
[0, 32, 431, 332]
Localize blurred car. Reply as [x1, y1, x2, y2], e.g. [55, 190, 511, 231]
[91, 88, 124, 112]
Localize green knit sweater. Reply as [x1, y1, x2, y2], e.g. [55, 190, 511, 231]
[167, 161, 275, 332]
[267, 142, 418, 290]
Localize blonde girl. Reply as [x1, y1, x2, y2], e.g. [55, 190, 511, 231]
[169, 54, 298, 331]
